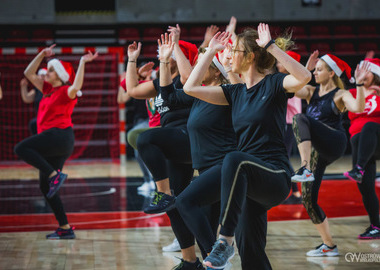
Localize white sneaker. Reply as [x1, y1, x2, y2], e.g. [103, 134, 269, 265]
[291, 166, 315, 182]
[137, 181, 155, 192]
[162, 238, 181, 252]
[306, 243, 339, 257]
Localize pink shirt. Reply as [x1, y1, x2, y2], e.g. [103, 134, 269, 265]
[286, 97, 302, 124]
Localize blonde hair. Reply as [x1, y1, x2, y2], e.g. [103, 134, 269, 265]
[236, 28, 294, 74]
[320, 59, 345, 89]
[198, 47, 229, 85]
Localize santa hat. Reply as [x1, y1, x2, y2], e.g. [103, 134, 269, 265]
[47, 59, 75, 85]
[360, 58, 380, 78]
[37, 68, 47, 76]
[171, 40, 199, 66]
[286, 51, 301, 63]
[320, 54, 355, 83]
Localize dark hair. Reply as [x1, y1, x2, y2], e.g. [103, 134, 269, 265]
[236, 28, 294, 74]
[371, 73, 380, 86]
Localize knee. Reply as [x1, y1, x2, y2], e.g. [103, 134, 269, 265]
[293, 113, 307, 127]
[223, 151, 246, 168]
[136, 131, 151, 152]
[176, 194, 192, 214]
[14, 141, 25, 157]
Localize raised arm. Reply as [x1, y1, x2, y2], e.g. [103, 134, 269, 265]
[117, 85, 131, 104]
[339, 61, 370, 113]
[257, 24, 311, 92]
[24, 44, 56, 92]
[294, 50, 319, 101]
[218, 43, 243, 84]
[183, 32, 231, 105]
[125, 42, 157, 99]
[167, 24, 193, 85]
[20, 78, 36, 104]
[67, 51, 98, 99]
[199, 24, 219, 49]
[225, 16, 237, 43]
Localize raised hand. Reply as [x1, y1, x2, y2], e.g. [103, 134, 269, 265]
[255, 23, 272, 48]
[158, 33, 175, 61]
[218, 43, 232, 68]
[209, 32, 232, 52]
[128, 41, 142, 61]
[204, 25, 220, 43]
[43, 44, 56, 57]
[306, 50, 319, 71]
[355, 61, 371, 84]
[365, 50, 375, 59]
[81, 51, 99, 63]
[138, 61, 155, 79]
[226, 16, 237, 39]
[167, 24, 181, 44]
[20, 78, 28, 87]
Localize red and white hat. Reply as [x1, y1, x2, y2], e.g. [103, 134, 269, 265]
[47, 59, 75, 85]
[286, 51, 301, 63]
[162, 40, 199, 66]
[320, 54, 355, 83]
[37, 68, 47, 76]
[205, 47, 228, 79]
[360, 58, 380, 78]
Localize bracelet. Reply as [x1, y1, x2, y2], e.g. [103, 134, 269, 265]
[356, 83, 364, 87]
[160, 61, 169, 64]
[264, 40, 275, 50]
[128, 60, 136, 63]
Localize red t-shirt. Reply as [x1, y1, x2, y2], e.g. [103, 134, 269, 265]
[37, 82, 77, 134]
[120, 78, 160, 127]
[348, 88, 380, 137]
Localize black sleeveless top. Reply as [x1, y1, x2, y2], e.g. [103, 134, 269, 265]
[306, 86, 343, 130]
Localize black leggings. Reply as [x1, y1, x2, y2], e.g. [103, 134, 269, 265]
[176, 164, 222, 254]
[14, 127, 74, 226]
[137, 127, 195, 249]
[219, 151, 290, 270]
[284, 124, 299, 193]
[293, 114, 347, 224]
[351, 122, 380, 227]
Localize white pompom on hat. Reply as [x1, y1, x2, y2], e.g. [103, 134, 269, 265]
[320, 54, 355, 83]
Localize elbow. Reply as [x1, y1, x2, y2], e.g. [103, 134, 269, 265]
[302, 71, 312, 85]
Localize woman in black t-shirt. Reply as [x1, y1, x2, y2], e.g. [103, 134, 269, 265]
[183, 24, 311, 269]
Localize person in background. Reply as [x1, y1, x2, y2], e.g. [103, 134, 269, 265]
[344, 58, 380, 239]
[20, 68, 46, 135]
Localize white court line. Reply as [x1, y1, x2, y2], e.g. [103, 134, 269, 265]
[0, 188, 116, 201]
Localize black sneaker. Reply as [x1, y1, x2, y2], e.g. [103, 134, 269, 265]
[172, 258, 205, 270]
[344, 165, 364, 183]
[144, 191, 176, 214]
[282, 194, 303, 205]
[46, 227, 76, 240]
[358, 224, 380, 239]
[46, 170, 67, 199]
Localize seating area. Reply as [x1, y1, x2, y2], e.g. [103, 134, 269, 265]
[0, 20, 379, 63]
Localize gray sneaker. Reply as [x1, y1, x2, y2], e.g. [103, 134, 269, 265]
[203, 239, 235, 269]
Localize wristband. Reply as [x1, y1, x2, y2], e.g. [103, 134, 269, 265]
[128, 60, 136, 63]
[160, 61, 169, 64]
[264, 40, 275, 50]
[356, 83, 364, 87]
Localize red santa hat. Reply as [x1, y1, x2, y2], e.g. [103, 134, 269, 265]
[320, 54, 355, 83]
[47, 59, 75, 85]
[360, 58, 380, 78]
[171, 40, 199, 66]
[37, 68, 47, 76]
[286, 51, 301, 63]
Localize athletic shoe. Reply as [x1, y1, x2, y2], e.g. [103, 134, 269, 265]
[358, 224, 380, 239]
[282, 194, 303, 204]
[46, 227, 76, 240]
[203, 239, 235, 269]
[163, 238, 181, 252]
[46, 170, 67, 199]
[172, 257, 205, 270]
[306, 243, 339, 257]
[205, 261, 232, 270]
[291, 166, 315, 182]
[144, 191, 176, 214]
[344, 165, 364, 183]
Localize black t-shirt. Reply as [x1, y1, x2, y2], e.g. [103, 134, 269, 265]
[221, 73, 293, 174]
[160, 84, 237, 169]
[153, 76, 191, 128]
[306, 86, 343, 130]
[34, 89, 43, 114]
